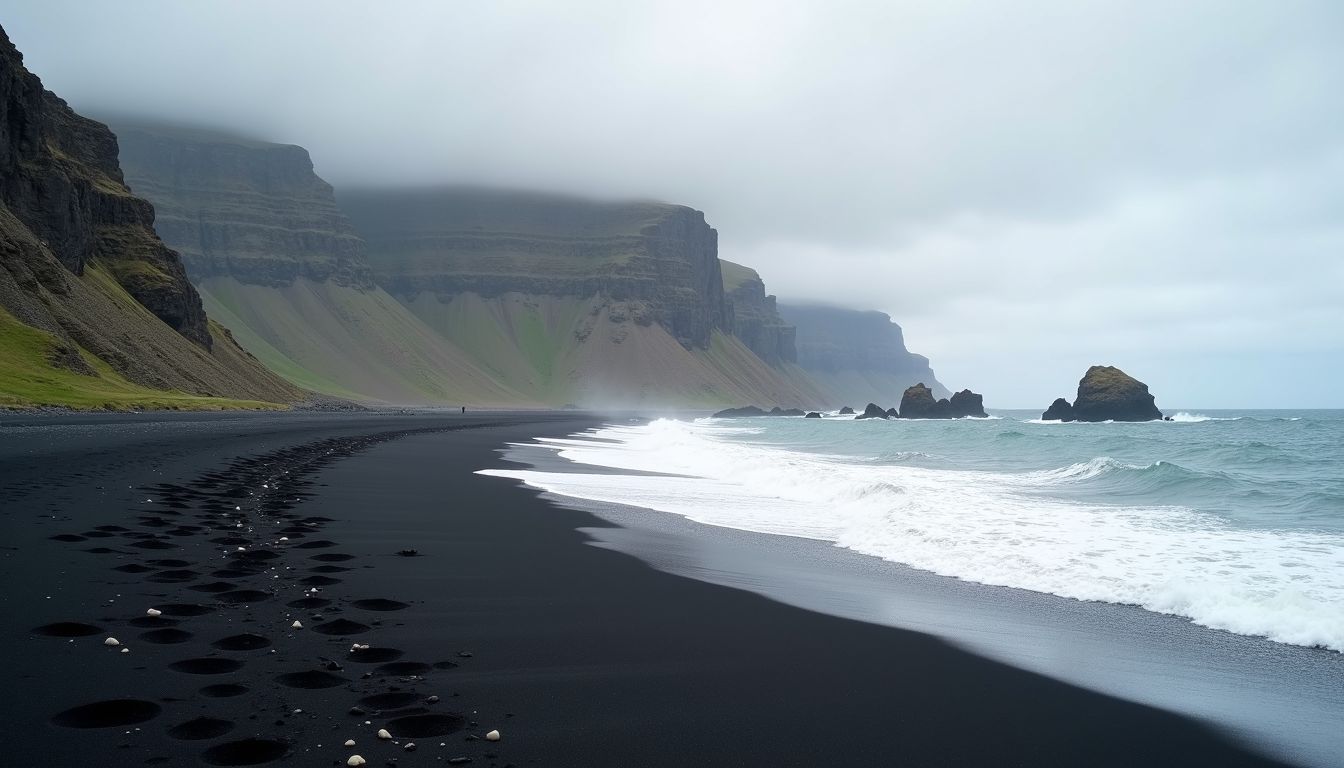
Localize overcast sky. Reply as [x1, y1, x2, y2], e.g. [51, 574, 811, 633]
[7, 1, 1342, 407]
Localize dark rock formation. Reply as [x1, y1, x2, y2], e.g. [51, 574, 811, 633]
[778, 303, 947, 402]
[1041, 398, 1074, 422]
[0, 30, 209, 347]
[804, 411, 822, 418]
[113, 124, 374, 289]
[720, 260, 796, 365]
[714, 405, 808, 418]
[855, 403, 890, 420]
[897, 383, 952, 419]
[1044, 366, 1162, 422]
[885, 407, 900, 418]
[0, 26, 297, 403]
[839, 406, 855, 415]
[713, 405, 769, 418]
[340, 187, 729, 349]
[948, 389, 988, 418]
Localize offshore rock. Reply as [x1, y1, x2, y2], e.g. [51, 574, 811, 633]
[1063, 365, 1162, 422]
[897, 383, 952, 419]
[948, 389, 988, 418]
[855, 403, 890, 420]
[1041, 397, 1075, 422]
[804, 411, 822, 419]
[713, 405, 769, 418]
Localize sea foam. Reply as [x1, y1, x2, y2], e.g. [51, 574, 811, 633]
[481, 418, 1344, 652]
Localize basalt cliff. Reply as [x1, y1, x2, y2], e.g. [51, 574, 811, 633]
[0, 27, 297, 408]
[340, 187, 822, 407]
[114, 124, 522, 405]
[777, 303, 947, 406]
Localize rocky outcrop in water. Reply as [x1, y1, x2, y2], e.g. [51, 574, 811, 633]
[855, 403, 890, 420]
[805, 411, 822, 419]
[341, 187, 728, 349]
[949, 389, 988, 418]
[0, 32, 209, 347]
[1042, 398, 1074, 421]
[1042, 366, 1162, 422]
[897, 383, 949, 418]
[897, 384, 987, 418]
[113, 124, 374, 289]
[720, 260, 796, 365]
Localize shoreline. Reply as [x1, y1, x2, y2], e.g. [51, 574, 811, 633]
[1, 411, 1296, 766]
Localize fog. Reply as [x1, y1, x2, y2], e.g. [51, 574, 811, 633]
[6, 1, 1342, 406]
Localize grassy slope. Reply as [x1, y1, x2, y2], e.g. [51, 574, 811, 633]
[197, 277, 533, 406]
[400, 291, 825, 408]
[0, 303, 280, 410]
[719, 259, 760, 292]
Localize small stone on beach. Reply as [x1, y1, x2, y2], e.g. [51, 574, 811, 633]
[344, 739, 356, 747]
[146, 608, 162, 617]
[104, 637, 120, 646]
[347, 757, 366, 767]
[291, 620, 303, 629]
[377, 729, 391, 740]
[485, 730, 500, 742]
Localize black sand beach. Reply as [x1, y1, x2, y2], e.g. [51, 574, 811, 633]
[0, 411, 1293, 766]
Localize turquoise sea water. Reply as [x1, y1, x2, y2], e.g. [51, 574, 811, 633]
[485, 409, 1344, 652]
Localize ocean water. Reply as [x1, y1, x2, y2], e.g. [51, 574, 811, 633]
[482, 409, 1344, 652]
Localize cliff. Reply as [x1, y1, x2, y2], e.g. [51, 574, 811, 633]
[341, 187, 821, 406]
[110, 124, 526, 405]
[113, 123, 374, 288]
[777, 303, 947, 405]
[720, 259, 796, 366]
[342, 187, 729, 349]
[0, 27, 298, 408]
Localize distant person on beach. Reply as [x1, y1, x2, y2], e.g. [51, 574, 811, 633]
[462, 406, 466, 414]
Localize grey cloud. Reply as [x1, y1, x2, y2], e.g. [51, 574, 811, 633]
[5, 0, 1341, 405]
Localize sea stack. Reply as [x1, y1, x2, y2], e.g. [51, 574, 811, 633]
[1042, 366, 1162, 422]
[855, 403, 890, 420]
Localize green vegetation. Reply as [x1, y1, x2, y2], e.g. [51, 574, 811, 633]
[719, 259, 760, 292]
[0, 305, 282, 411]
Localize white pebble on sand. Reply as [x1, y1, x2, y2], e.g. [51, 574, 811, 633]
[104, 637, 120, 646]
[344, 739, 355, 747]
[346, 757, 366, 767]
[377, 729, 391, 740]
[486, 729, 501, 742]
[120, 647, 129, 653]
[146, 608, 161, 617]
[291, 620, 303, 629]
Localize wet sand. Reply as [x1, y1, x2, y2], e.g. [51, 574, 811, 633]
[0, 411, 1292, 766]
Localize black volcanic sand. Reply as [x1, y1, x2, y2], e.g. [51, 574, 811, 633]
[0, 411, 1293, 767]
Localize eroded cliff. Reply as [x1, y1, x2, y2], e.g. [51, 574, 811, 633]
[0, 27, 298, 408]
[720, 259, 796, 366]
[778, 303, 947, 405]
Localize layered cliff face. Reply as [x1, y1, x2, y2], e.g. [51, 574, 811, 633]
[112, 125, 524, 405]
[342, 187, 821, 406]
[777, 303, 947, 405]
[720, 260, 796, 366]
[0, 36, 209, 347]
[114, 124, 374, 289]
[341, 188, 729, 349]
[0, 27, 298, 408]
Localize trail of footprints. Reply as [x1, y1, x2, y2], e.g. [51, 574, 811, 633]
[34, 431, 507, 766]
